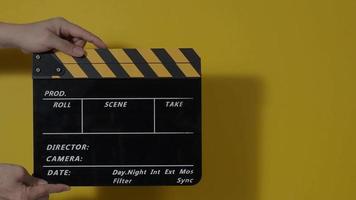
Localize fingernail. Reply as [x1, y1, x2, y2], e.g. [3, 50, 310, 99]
[65, 185, 71, 191]
[60, 184, 71, 191]
[73, 47, 84, 57]
[38, 179, 48, 185]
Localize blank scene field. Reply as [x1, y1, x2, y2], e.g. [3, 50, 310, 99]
[83, 99, 154, 132]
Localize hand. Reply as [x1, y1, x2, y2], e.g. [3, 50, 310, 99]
[0, 17, 107, 57]
[0, 164, 70, 200]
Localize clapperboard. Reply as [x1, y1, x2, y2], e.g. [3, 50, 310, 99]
[32, 48, 201, 186]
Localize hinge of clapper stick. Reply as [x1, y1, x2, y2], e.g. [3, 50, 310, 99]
[32, 48, 201, 79]
[32, 52, 65, 78]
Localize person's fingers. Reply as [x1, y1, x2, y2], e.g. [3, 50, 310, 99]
[28, 184, 70, 200]
[37, 195, 49, 200]
[19, 167, 47, 186]
[21, 49, 31, 54]
[22, 175, 47, 186]
[58, 19, 107, 48]
[72, 38, 86, 47]
[35, 178, 48, 186]
[48, 34, 84, 57]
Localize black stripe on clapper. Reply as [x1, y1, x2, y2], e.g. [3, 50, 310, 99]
[61, 68, 74, 78]
[52, 54, 73, 78]
[179, 48, 201, 75]
[151, 49, 185, 78]
[123, 49, 157, 78]
[74, 56, 101, 78]
[95, 49, 129, 78]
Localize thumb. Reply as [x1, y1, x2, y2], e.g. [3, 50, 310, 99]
[22, 175, 47, 186]
[48, 34, 84, 57]
[19, 168, 47, 186]
[27, 183, 70, 200]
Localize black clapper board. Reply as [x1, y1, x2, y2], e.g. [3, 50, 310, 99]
[33, 48, 201, 186]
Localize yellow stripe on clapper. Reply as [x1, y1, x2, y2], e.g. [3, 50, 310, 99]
[63, 64, 88, 78]
[137, 49, 172, 77]
[109, 49, 144, 78]
[85, 50, 116, 78]
[165, 48, 190, 63]
[137, 48, 161, 63]
[84, 49, 105, 63]
[176, 63, 200, 77]
[165, 49, 200, 77]
[55, 52, 87, 78]
[55, 52, 76, 63]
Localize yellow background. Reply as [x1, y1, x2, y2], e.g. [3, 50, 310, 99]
[1, 0, 356, 199]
